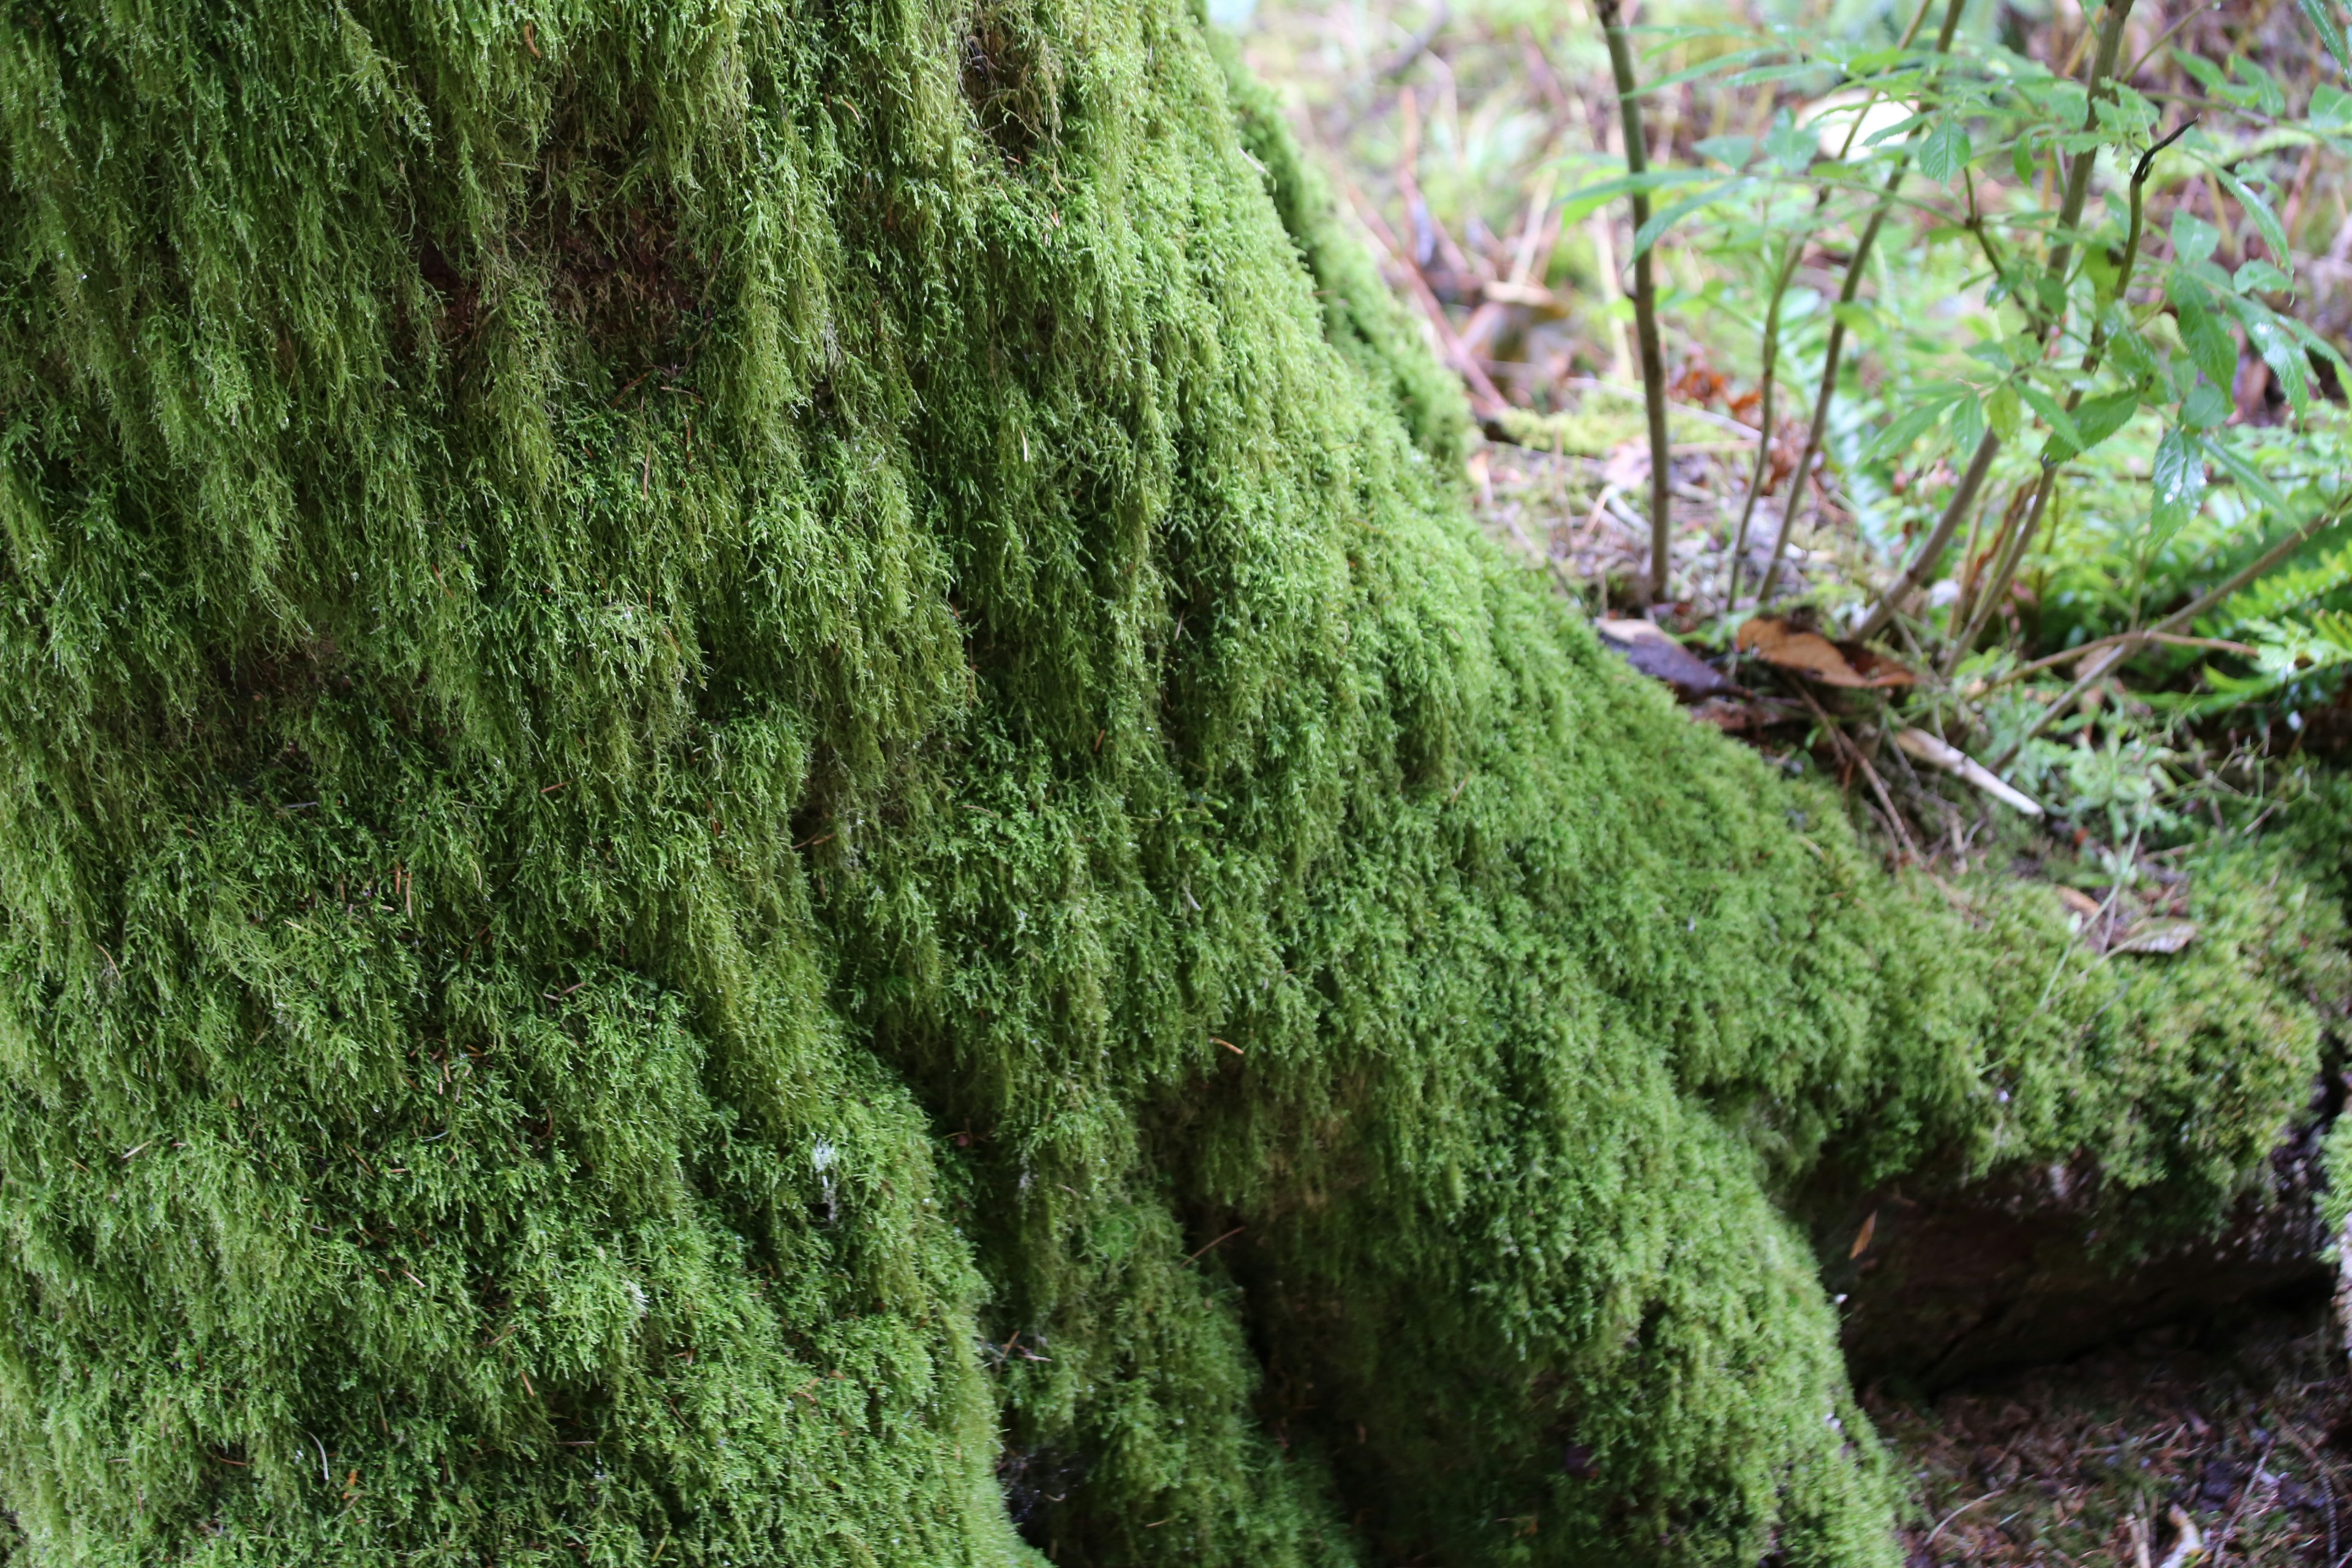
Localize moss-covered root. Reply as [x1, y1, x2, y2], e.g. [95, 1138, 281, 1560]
[0, 1, 2337, 1566]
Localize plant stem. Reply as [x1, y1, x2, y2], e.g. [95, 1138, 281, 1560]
[1940, 118, 2194, 668]
[1757, 0, 1969, 605]
[1854, 0, 2138, 643]
[1725, 238, 1803, 609]
[1597, 0, 1673, 606]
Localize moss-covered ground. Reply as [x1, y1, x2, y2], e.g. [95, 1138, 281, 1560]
[0, 2, 2343, 1564]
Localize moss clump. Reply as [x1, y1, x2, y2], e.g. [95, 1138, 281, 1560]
[0, 3, 2337, 1564]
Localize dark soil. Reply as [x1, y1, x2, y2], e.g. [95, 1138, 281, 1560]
[1874, 1296, 2352, 1566]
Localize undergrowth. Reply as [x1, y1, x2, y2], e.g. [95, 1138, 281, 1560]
[0, 2, 2342, 1565]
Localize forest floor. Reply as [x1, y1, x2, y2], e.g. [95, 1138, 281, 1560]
[1232, 0, 2352, 1559]
[1871, 1299, 2348, 1566]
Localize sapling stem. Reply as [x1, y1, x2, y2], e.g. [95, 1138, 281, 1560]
[1726, 0, 1938, 612]
[1942, 118, 2195, 669]
[1597, 0, 1673, 606]
[1724, 238, 1802, 609]
[1757, 0, 1969, 605]
[1853, 0, 2138, 643]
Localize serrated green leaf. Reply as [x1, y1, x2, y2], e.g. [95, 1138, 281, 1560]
[2206, 436, 2293, 514]
[2171, 211, 2218, 268]
[1632, 47, 1777, 98]
[2228, 300, 2310, 416]
[1869, 394, 1960, 458]
[2183, 379, 2233, 431]
[1632, 180, 1738, 257]
[2233, 259, 2294, 295]
[1987, 383, 2022, 443]
[2208, 164, 2291, 268]
[2070, 389, 2142, 455]
[2176, 300, 2237, 391]
[2150, 428, 2206, 546]
[2018, 383, 2085, 456]
[1557, 168, 1719, 222]
[1764, 109, 1815, 173]
[2172, 50, 2231, 94]
[1694, 134, 1758, 171]
[1919, 116, 1971, 182]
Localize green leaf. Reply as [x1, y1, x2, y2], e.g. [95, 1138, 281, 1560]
[1987, 383, 2022, 443]
[1557, 168, 1718, 222]
[1694, 134, 1757, 171]
[2176, 301, 2237, 391]
[2171, 211, 2219, 268]
[1632, 47, 1777, 99]
[2233, 259, 2294, 295]
[1763, 109, 1815, 173]
[1869, 394, 1960, 459]
[2313, 83, 2352, 133]
[2012, 131, 2039, 185]
[1918, 116, 1972, 183]
[2231, 56, 2288, 118]
[2227, 299, 2310, 416]
[1632, 180, 1739, 257]
[2070, 388, 2143, 456]
[2103, 307, 2157, 379]
[2149, 428, 2206, 545]
[2172, 50, 2231, 94]
[2184, 379, 2233, 431]
[2018, 383, 2086, 458]
[2205, 436, 2292, 515]
[2208, 163, 2291, 268]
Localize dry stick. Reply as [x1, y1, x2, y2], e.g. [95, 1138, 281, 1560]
[1796, 685, 1919, 859]
[1754, 0, 1972, 607]
[1989, 502, 2346, 771]
[1597, 0, 1673, 605]
[1969, 630, 2254, 696]
[1337, 173, 1512, 412]
[1943, 118, 2199, 671]
[1853, 0, 2139, 641]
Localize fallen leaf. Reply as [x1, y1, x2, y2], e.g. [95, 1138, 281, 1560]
[2109, 920, 2198, 956]
[1596, 619, 1744, 700]
[1849, 1210, 1877, 1259]
[1736, 617, 1913, 688]
[2052, 886, 2103, 920]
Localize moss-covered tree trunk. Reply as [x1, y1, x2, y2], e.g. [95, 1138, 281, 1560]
[0, 3, 2339, 1565]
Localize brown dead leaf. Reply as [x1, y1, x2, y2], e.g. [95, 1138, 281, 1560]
[1849, 1210, 1878, 1259]
[1735, 617, 1914, 689]
[2109, 920, 2198, 956]
[1596, 618, 1743, 699]
[2054, 887, 2103, 921]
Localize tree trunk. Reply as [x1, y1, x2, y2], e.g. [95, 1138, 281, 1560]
[0, 6, 2339, 1566]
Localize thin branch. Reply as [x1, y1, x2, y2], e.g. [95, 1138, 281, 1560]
[1757, 0, 1969, 604]
[1597, 0, 1673, 605]
[1989, 504, 2345, 771]
[1942, 117, 2193, 668]
[1854, 0, 2139, 643]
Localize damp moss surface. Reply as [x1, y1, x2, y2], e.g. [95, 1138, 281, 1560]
[0, 3, 2343, 1565]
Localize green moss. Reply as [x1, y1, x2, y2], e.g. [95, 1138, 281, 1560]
[0, 2, 2338, 1565]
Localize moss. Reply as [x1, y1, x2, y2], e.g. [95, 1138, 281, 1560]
[0, 2, 2338, 1565]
